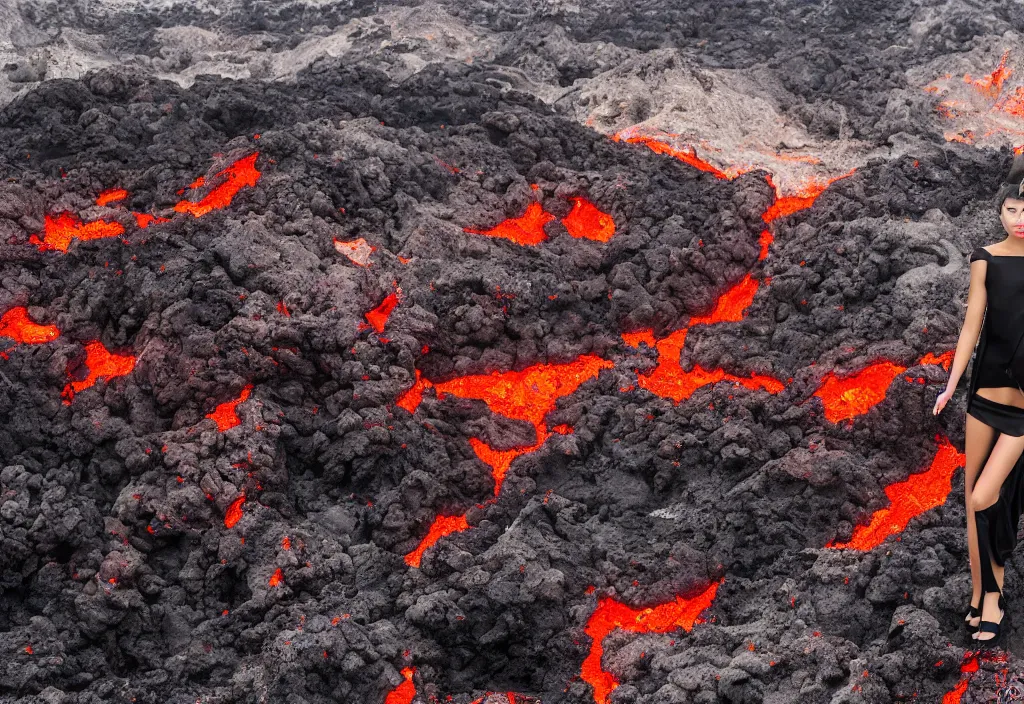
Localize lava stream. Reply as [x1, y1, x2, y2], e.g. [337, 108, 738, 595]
[61, 341, 136, 405]
[362, 292, 399, 334]
[224, 494, 246, 529]
[0, 307, 59, 344]
[581, 582, 721, 704]
[384, 666, 416, 704]
[206, 384, 254, 432]
[464, 201, 554, 246]
[561, 197, 616, 242]
[29, 212, 125, 253]
[825, 436, 963, 551]
[173, 153, 262, 218]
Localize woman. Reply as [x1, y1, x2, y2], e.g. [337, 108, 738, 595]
[934, 155, 1024, 645]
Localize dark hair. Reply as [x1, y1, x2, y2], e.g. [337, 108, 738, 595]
[996, 152, 1024, 214]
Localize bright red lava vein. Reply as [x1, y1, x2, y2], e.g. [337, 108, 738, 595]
[762, 170, 856, 223]
[29, 212, 125, 253]
[334, 237, 376, 267]
[464, 201, 555, 246]
[207, 384, 254, 432]
[224, 494, 246, 529]
[96, 188, 128, 207]
[61, 341, 136, 405]
[404, 514, 471, 568]
[582, 582, 721, 704]
[363, 292, 399, 334]
[385, 666, 416, 704]
[0, 307, 59, 344]
[173, 153, 262, 218]
[826, 436, 963, 551]
[562, 197, 616, 242]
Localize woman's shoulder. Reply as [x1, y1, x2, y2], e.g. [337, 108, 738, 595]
[971, 245, 993, 262]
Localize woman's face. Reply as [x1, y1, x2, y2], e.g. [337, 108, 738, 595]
[1001, 196, 1024, 239]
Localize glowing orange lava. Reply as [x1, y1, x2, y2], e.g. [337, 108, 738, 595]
[581, 582, 721, 704]
[562, 197, 616, 242]
[224, 494, 245, 529]
[612, 131, 734, 180]
[269, 568, 284, 587]
[61, 341, 136, 405]
[0, 307, 59, 344]
[96, 188, 128, 207]
[689, 272, 760, 325]
[762, 170, 857, 223]
[813, 361, 909, 424]
[965, 50, 1012, 98]
[396, 370, 429, 413]
[206, 384, 254, 432]
[363, 292, 399, 334]
[464, 201, 555, 246]
[334, 237, 376, 267]
[173, 153, 261, 218]
[385, 667, 416, 704]
[133, 212, 170, 229]
[825, 436, 963, 551]
[405, 514, 470, 567]
[29, 212, 125, 252]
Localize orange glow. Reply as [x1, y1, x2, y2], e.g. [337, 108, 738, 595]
[562, 197, 616, 242]
[762, 170, 857, 223]
[404, 514, 470, 567]
[334, 237, 376, 267]
[0, 307, 59, 344]
[173, 153, 261, 218]
[29, 212, 125, 252]
[61, 341, 136, 405]
[813, 361, 908, 423]
[612, 131, 733, 180]
[965, 50, 1012, 98]
[133, 212, 170, 229]
[96, 188, 128, 207]
[826, 437, 963, 551]
[385, 667, 416, 704]
[276, 301, 291, 317]
[621, 330, 656, 349]
[206, 384, 254, 432]
[224, 494, 245, 529]
[282, 536, 291, 550]
[581, 583, 721, 704]
[920, 349, 955, 371]
[689, 273, 760, 325]
[363, 292, 399, 334]
[269, 568, 284, 587]
[995, 86, 1024, 118]
[469, 437, 542, 496]
[464, 201, 555, 246]
[396, 370, 429, 413]
[941, 679, 969, 704]
[551, 424, 573, 435]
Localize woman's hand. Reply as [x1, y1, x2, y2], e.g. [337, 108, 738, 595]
[933, 387, 955, 415]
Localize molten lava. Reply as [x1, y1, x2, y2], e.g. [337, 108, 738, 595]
[61, 341, 136, 405]
[334, 237, 376, 267]
[762, 170, 857, 223]
[689, 272, 760, 325]
[95, 188, 128, 207]
[825, 436, 963, 551]
[813, 361, 909, 424]
[29, 212, 125, 253]
[0, 307, 59, 344]
[206, 384, 254, 432]
[561, 197, 616, 243]
[363, 292, 399, 334]
[269, 568, 284, 587]
[611, 130, 734, 180]
[385, 667, 416, 704]
[173, 153, 261, 218]
[404, 514, 470, 568]
[966, 50, 1012, 98]
[464, 201, 555, 246]
[581, 582, 721, 704]
[224, 494, 246, 529]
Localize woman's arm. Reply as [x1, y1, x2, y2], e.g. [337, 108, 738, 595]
[944, 259, 988, 393]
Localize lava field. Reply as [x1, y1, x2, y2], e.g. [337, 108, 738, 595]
[3, 1, 1024, 703]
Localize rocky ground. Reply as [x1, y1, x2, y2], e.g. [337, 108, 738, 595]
[1, 1, 1024, 703]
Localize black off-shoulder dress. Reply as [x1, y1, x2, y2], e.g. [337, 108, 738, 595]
[966, 245, 1024, 584]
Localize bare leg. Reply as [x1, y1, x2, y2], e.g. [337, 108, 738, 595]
[965, 413, 998, 627]
[970, 432, 1024, 639]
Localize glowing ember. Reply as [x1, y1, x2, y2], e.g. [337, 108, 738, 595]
[762, 170, 856, 223]
[813, 361, 908, 423]
[612, 131, 734, 180]
[942, 678, 969, 704]
[363, 292, 399, 334]
[276, 301, 291, 317]
[269, 568, 284, 587]
[95, 188, 128, 207]
[965, 50, 1012, 98]
[206, 384, 254, 432]
[405, 514, 470, 567]
[0, 307, 59, 344]
[825, 437, 963, 551]
[173, 153, 261, 218]
[133, 212, 170, 229]
[468, 437, 542, 496]
[581, 583, 721, 704]
[385, 666, 416, 704]
[562, 197, 616, 242]
[29, 212, 125, 253]
[464, 201, 555, 246]
[689, 273, 760, 325]
[224, 494, 246, 529]
[61, 341, 136, 405]
[396, 370, 429, 413]
[334, 237, 376, 267]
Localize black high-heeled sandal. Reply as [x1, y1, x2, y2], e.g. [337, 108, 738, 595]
[965, 603, 981, 634]
[972, 590, 1007, 645]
